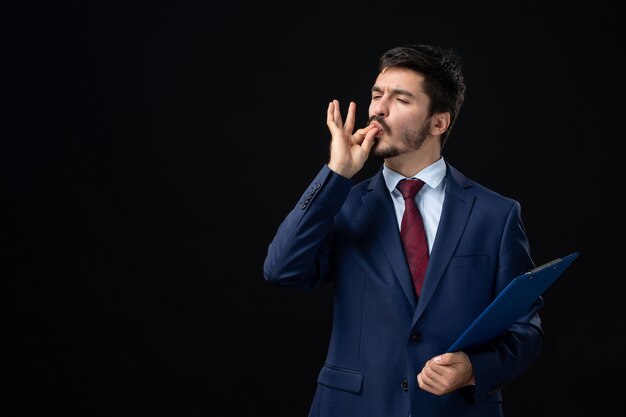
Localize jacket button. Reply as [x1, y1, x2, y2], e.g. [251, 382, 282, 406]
[401, 378, 409, 391]
[410, 332, 422, 342]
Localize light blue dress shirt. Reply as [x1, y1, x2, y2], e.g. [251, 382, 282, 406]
[382, 157, 447, 253]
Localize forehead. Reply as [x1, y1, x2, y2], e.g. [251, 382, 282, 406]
[374, 67, 426, 95]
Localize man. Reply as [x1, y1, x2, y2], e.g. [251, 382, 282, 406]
[263, 44, 543, 417]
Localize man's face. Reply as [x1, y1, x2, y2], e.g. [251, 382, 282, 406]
[367, 67, 432, 159]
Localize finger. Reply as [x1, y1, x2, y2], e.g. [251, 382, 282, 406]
[427, 361, 446, 378]
[333, 99, 344, 129]
[327, 101, 344, 137]
[417, 369, 438, 392]
[327, 101, 337, 126]
[417, 372, 425, 389]
[360, 126, 378, 154]
[423, 362, 444, 381]
[344, 101, 356, 134]
[351, 124, 378, 145]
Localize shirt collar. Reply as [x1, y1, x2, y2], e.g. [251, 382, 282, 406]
[382, 157, 447, 193]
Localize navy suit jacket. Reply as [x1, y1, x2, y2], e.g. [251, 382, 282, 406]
[264, 162, 543, 417]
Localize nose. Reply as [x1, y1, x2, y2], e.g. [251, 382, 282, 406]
[370, 95, 389, 118]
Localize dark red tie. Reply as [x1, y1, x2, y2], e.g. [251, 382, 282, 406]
[397, 179, 429, 298]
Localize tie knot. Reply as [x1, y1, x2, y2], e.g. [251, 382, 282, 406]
[397, 178, 425, 199]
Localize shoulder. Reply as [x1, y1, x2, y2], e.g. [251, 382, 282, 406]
[446, 162, 520, 209]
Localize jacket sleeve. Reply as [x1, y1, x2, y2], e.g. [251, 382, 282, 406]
[263, 165, 353, 291]
[466, 200, 544, 403]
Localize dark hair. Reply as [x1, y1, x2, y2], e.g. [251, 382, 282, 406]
[379, 44, 466, 149]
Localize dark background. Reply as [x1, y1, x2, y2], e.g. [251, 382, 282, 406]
[5, 1, 625, 416]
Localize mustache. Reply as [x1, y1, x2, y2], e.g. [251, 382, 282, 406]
[366, 115, 390, 134]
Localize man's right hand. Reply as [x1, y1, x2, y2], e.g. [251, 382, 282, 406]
[326, 99, 378, 178]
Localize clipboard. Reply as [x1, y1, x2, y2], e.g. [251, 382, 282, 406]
[447, 251, 579, 352]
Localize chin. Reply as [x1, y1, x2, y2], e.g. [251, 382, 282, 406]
[372, 143, 401, 159]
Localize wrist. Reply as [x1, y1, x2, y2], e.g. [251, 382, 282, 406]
[327, 161, 353, 179]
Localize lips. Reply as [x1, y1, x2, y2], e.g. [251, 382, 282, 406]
[369, 120, 384, 134]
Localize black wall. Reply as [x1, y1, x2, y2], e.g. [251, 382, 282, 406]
[5, 1, 625, 416]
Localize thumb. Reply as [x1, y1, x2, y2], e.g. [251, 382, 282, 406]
[432, 353, 453, 365]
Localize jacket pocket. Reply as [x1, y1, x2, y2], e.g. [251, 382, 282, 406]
[317, 365, 363, 394]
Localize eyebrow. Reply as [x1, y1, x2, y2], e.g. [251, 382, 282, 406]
[371, 85, 416, 98]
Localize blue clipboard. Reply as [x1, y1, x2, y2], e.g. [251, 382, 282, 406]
[447, 252, 579, 352]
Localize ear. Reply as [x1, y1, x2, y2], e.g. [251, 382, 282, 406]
[430, 112, 451, 136]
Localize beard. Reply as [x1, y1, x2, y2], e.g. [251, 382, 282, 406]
[371, 116, 432, 159]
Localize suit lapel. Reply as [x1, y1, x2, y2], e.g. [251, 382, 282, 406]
[414, 163, 475, 320]
[362, 169, 418, 310]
